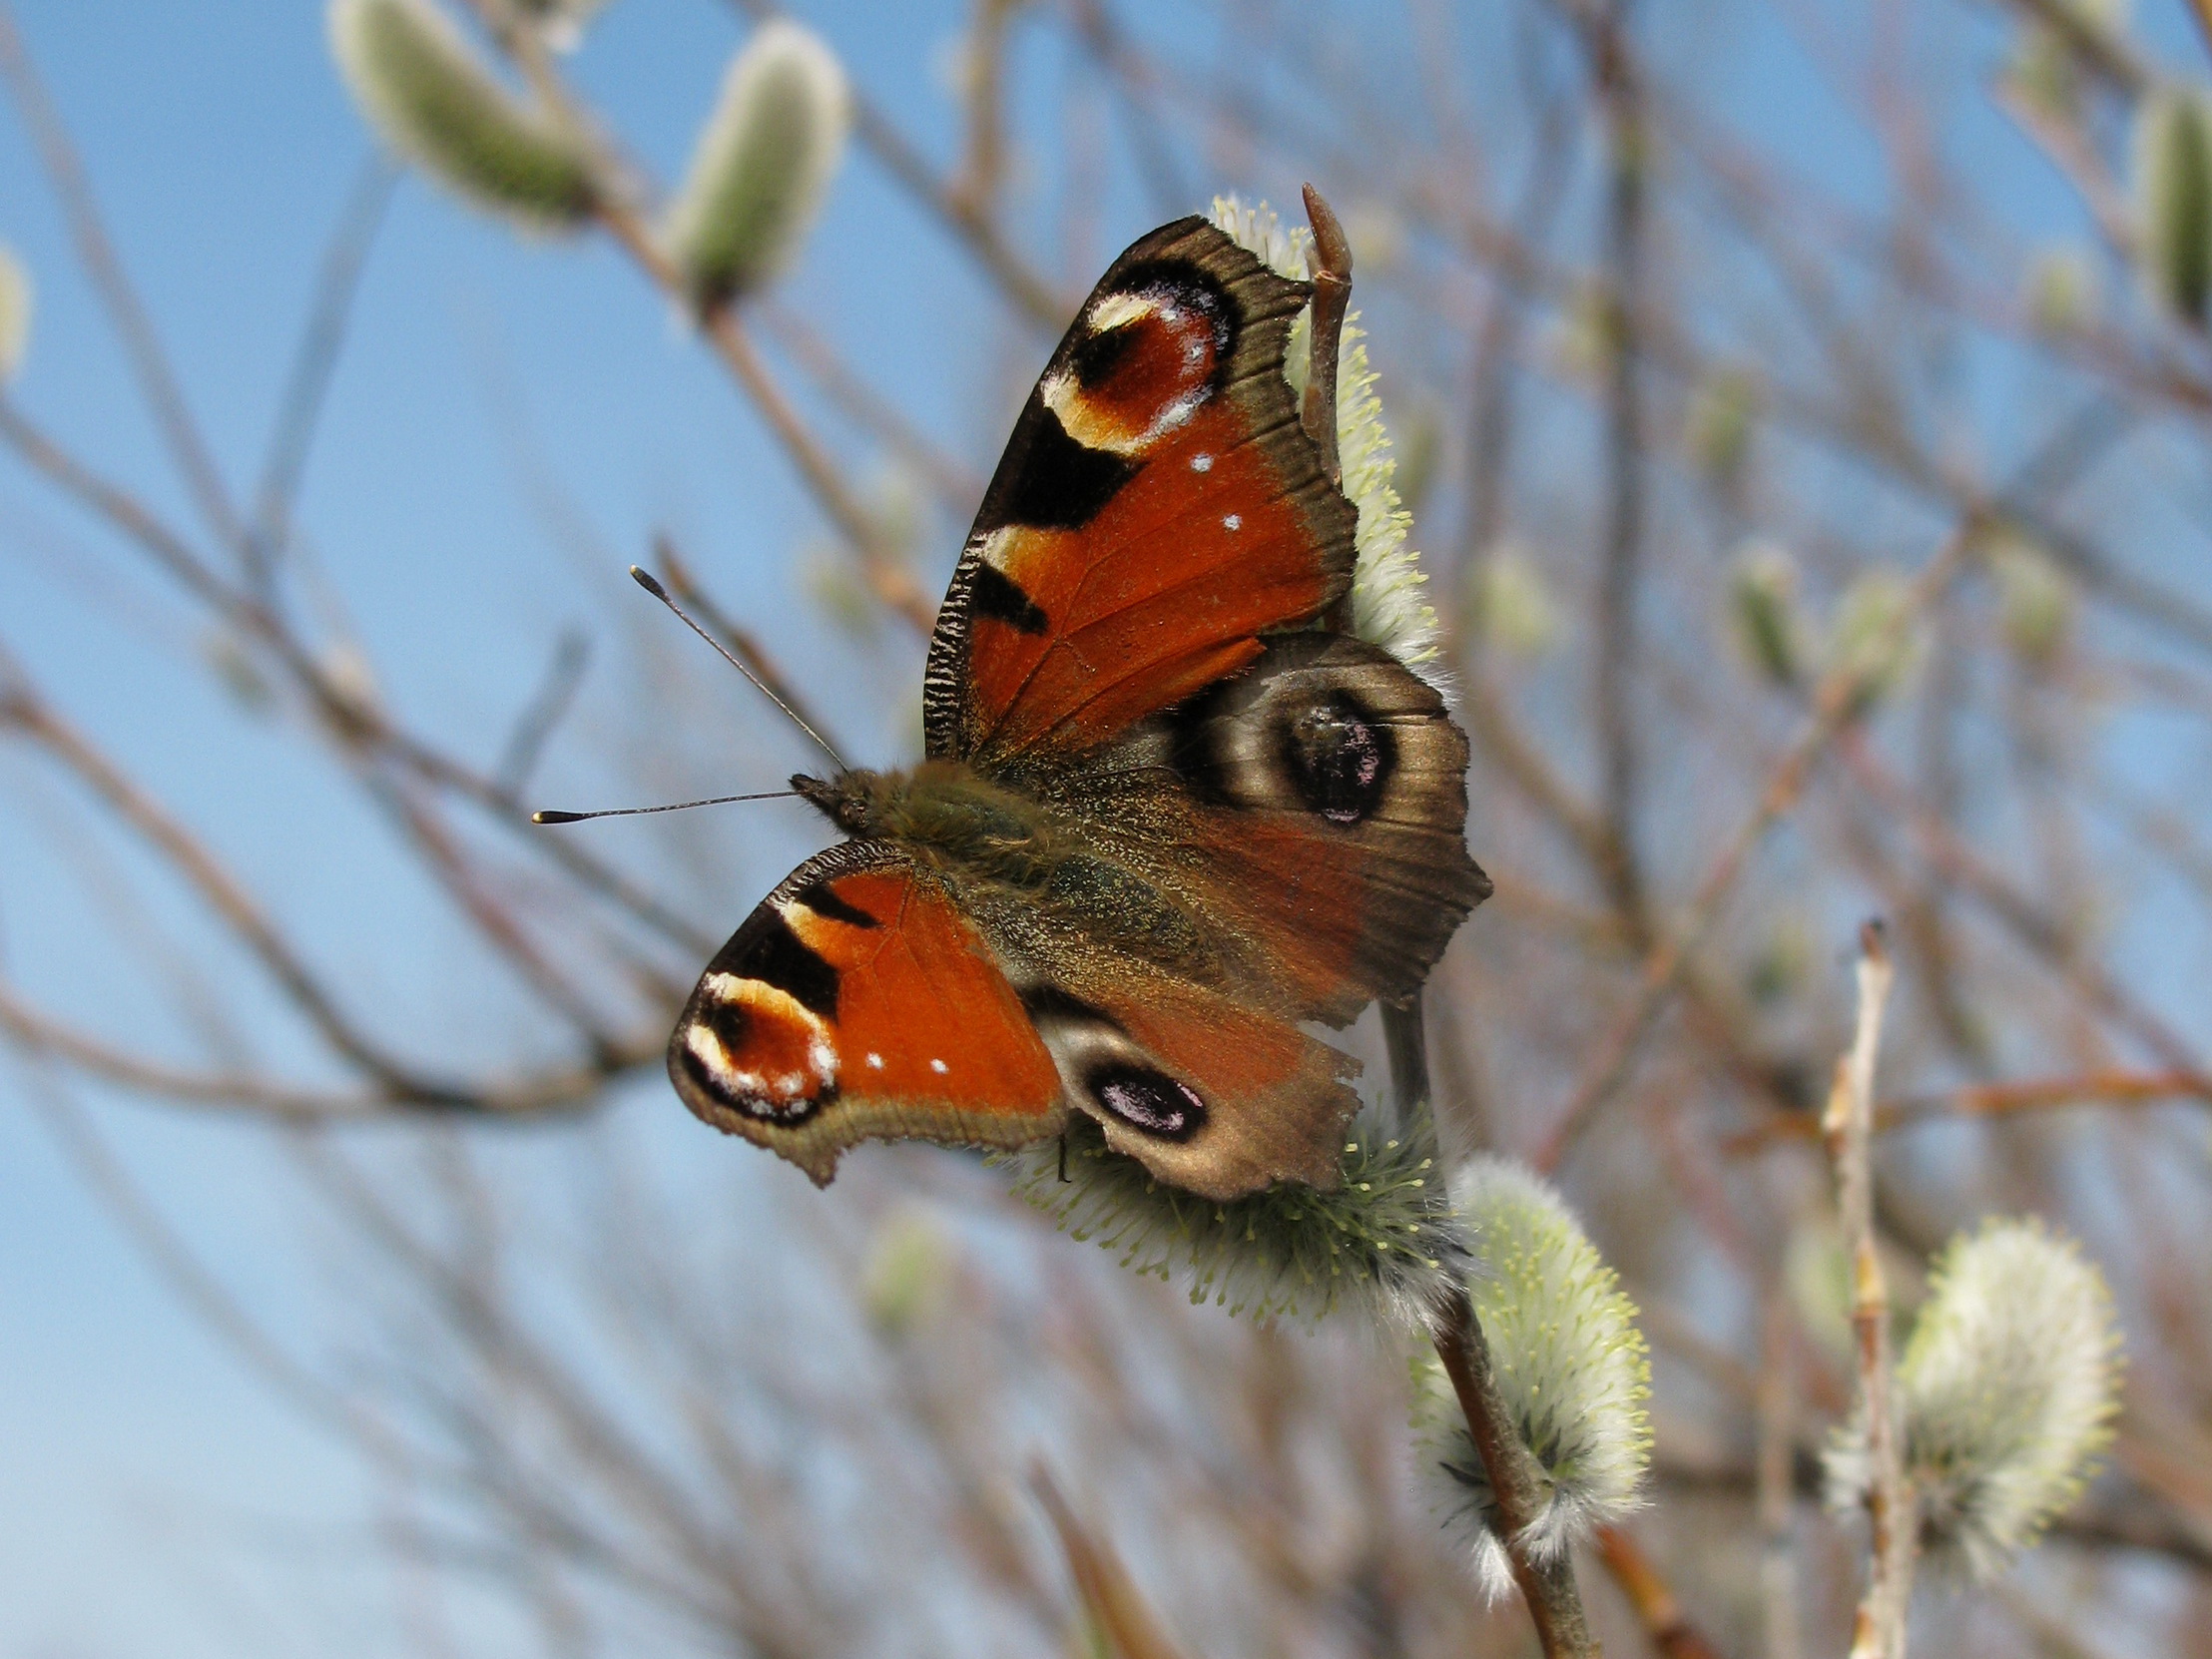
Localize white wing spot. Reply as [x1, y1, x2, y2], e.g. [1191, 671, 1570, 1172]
[929, 1058, 949, 1074]
[1191, 453, 1214, 472]
[866, 1052, 884, 1069]
[1223, 513, 1242, 531]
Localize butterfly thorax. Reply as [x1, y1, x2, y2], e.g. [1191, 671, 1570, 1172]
[792, 763, 1070, 892]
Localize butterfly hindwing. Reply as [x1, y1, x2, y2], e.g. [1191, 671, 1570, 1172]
[1142, 632, 1491, 1025]
[951, 637, 1484, 1198]
[669, 840, 1064, 1184]
[923, 217, 1359, 764]
[1016, 968, 1361, 1201]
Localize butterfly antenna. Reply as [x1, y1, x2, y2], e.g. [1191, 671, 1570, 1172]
[532, 789, 798, 826]
[629, 565, 848, 773]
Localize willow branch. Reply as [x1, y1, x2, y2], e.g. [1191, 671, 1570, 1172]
[0, 385, 716, 958]
[654, 535, 847, 758]
[249, 154, 400, 588]
[0, 673, 454, 1098]
[1594, 1526, 1723, 1659]
[1383, 996, 1598, 1658]
[0, 2, 244, 553]
[1536, 516, 1976, 1171]
[0, 975, 654, 1118]
[1432, 1286, 1600, 1658]
[467, 6, 941, 640]
[1582, 0, 1649, 923]
[1824, 921, 1913, 1659]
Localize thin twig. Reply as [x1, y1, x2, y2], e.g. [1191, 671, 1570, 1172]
[16, 1064, 387, 1441]
[1536, 518, 1977, 1171]
[758, 300, 988, 507]
[0, 671, 452, 1098]
[250, 154, 401, 590]
[1824, 920, 1912, 1659]
[1725, 1067, 2212, 1152]
[0, 974, 648, 1118]
[495, 629, 592, 802]
[0, 392, 716, 958]
[462, 8, 943, 640]
[1432, 1286, 1600, 1658]
[0, 2, 244, 553]
[1756, 1284, 1804, 1659]
[1581, 0, 1649, 924]
[1593, 1526, 1724, 1659]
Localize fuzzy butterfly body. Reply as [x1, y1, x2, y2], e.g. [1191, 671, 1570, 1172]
[670, 216, 1489, 1201]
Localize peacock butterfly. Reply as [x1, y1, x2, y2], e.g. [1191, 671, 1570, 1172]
[668, 214, 1489, 1201]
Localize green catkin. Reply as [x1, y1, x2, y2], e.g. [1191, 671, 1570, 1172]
[2135, 86, 2212, 323]
[330, 0, 595, 229]
[661, 19, 850, 307]
[1001, 1113, 1463, 1328]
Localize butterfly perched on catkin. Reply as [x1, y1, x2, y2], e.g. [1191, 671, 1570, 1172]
[669, 213, 1489, 1202]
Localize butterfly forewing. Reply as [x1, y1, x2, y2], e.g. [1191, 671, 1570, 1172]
[923, 218, 1358, 764]
[669, 840, 1064, 1183]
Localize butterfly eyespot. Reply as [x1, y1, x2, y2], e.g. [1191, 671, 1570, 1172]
[1283, 694, 1395, 826]
[1087, 1064, 1207, 1141]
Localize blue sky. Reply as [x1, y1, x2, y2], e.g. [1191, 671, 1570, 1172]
[0, 3, 1063, 1652]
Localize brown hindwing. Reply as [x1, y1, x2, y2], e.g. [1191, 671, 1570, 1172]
[1038, 633, 1490, 1028]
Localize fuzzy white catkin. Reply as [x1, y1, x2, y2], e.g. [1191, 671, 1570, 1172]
[1416, 1156, 1652, 1598]
[328, 0, 595, 229]
[1211, 197, 1441, 677]
[662, 20, 850, 307]
[0, 246, 30, 384]
[1827, 1217, 2121, 1580]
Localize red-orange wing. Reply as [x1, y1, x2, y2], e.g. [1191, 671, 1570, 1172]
[922, 217, 1357, 765]
[669, 841, 1064, 1184]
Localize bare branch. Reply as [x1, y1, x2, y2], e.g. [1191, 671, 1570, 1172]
[1825, 921, 1911, 1659]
